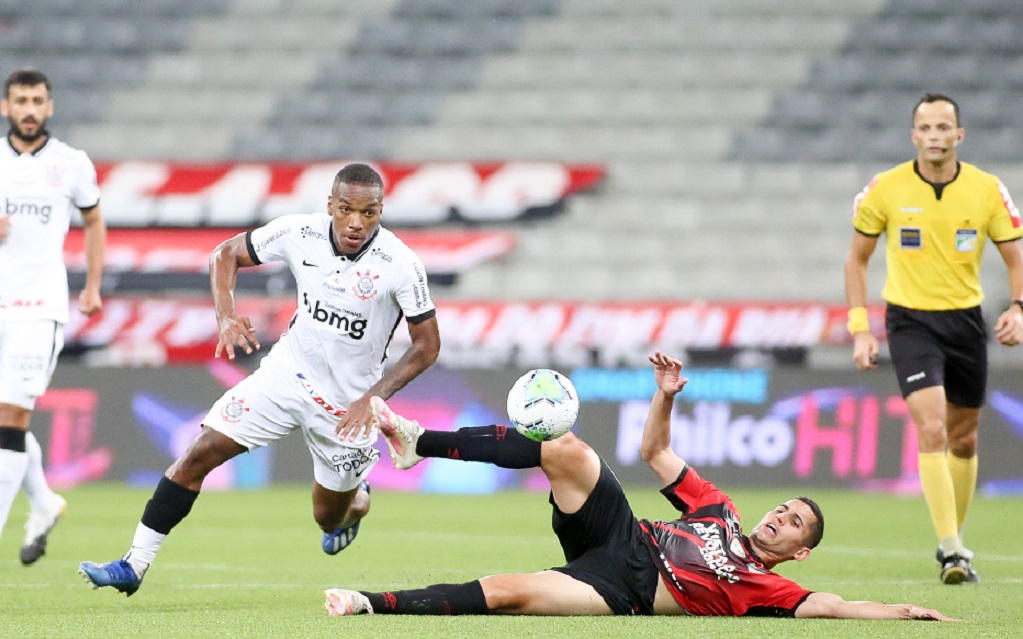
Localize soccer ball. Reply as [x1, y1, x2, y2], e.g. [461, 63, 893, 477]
[506, 368, 579, 442]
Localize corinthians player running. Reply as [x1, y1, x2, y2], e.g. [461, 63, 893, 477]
[80, 163, 440, 596]
[0, 69, 106, 566]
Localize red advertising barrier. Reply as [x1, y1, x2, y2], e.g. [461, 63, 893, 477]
[63, 227, 516, 276]
[92, 161, 605, 227]
[64, 298, 887, 366]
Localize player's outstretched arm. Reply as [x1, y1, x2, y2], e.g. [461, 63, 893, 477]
[639, 351, 689, 485]
[795, 592, 959, 621]
[209, 232, 260, 360]
[337, 315, 440, 439]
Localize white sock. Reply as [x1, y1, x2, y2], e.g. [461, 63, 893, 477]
[124, 523, 167, 577]
[21, 432, 56, 513]
[0, 448, 30, 540]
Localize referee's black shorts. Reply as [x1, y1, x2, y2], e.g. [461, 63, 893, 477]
[548, 460, 659, 615]
[885, 303, 988, 407]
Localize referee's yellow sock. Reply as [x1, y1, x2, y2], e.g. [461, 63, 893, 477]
[918, 451, 963, 556]
[947, 452, 978, 534]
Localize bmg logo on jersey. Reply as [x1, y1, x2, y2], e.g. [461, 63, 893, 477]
[5, 198, 52, 223]
[302, 292, 367, 339]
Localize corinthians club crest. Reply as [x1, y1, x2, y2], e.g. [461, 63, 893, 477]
[352, 270, 379, 300]
[220, 396, 249, 424]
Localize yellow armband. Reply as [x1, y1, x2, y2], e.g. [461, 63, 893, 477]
[847, 307, 869, 335]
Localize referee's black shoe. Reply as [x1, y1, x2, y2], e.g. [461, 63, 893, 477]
[936, 547, 980, 584]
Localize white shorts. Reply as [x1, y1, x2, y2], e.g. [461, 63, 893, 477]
[202, 353, 379, 492]
[0, 319, 64, 410]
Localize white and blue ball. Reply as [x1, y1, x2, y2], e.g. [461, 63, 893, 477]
[506, 368, 579, 442]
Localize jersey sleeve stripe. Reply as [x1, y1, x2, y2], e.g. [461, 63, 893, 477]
[406, 308, 436, 324]
[244, 230, 262, 265]
[998, 180, 1021, 229]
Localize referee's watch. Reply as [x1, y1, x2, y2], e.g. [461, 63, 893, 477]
[1014, 300, 1023, 312]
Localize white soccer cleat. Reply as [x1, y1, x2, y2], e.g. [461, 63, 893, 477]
[21, 493, 68, 565]
[323, 588, 374, 616]
[369, 396, 424, 470]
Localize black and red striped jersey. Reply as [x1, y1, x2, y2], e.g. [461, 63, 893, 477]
[639, 466, 813, 617]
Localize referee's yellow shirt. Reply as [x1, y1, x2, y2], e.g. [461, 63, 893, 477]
[853, 161, 1023, 310]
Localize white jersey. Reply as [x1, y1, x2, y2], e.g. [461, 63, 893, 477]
[0, 136, 100, 323]
[247, 213, 435, 408]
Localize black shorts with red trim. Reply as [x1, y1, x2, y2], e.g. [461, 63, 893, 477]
[885, 303, 988, 407]
[549, 461, 660, 615]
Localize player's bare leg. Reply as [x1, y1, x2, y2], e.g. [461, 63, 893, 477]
[324, 570, 614, 617]
[315, 481, 371, 555]
[80, 427, 245, 595]
[538, 434, 602, 515]
[481, 571, 613, 615]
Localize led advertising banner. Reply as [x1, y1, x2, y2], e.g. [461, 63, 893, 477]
[34, 363, 1023, 494]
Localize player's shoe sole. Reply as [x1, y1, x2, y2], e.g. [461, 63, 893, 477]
[370, 396, 424, 470]
[78, 559, 144, 596]
[323, 588, 374, 616]
[20, 494, 68, 565]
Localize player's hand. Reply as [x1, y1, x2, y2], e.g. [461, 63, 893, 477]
[994, 306, 1023, 346]
[0, 213, 10, 242]
[649, 351, 688, 396]
[903, 605, 960, 622]
[215, 315, 260, 360]
[336, 395, 375, 441]
[852, 332, 879, 369]
[78, 287, 102, 316]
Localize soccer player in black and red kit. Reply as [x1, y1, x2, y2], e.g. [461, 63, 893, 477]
[324, 352, 956, 622]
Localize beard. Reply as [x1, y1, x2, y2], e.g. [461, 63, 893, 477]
[8, 117, 49, 144]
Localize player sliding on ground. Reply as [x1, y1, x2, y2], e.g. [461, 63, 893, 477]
[323, 352, 957, 621]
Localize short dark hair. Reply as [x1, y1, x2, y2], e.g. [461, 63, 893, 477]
[796, 496, 824, 549]
[333, 163, 383, 190]
[913, 92, 960, 127]
[5, 68, 51, 98]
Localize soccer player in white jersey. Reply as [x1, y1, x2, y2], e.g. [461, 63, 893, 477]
[79, 163, 441, 596]
[0, 69, 106, 565]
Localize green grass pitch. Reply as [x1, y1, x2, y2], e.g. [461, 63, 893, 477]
[1, 483, 1021, 638]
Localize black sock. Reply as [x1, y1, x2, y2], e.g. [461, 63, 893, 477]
[416, 425, 541, 469]
[363, 581, 488, 615]
[0, 427, 26, 452]
[140, 477, 200, 534]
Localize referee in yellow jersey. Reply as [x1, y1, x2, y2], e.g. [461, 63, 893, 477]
[844, 92, 1023, 585]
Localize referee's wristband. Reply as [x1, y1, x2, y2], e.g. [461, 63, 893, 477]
[847, 307, 870, 335]
[1013, 300, 1023, 313]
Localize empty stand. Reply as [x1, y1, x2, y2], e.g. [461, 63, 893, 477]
[4, 0, 1022, 306]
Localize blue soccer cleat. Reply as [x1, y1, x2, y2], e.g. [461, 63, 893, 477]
[322, 522, 361, 555]
[78, 559, 144, 596]
[321, 481, 370, 555]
